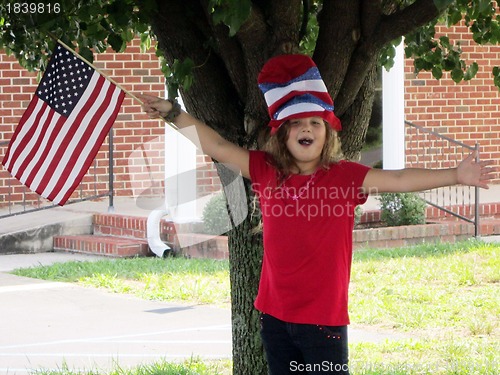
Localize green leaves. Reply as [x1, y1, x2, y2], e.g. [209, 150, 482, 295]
[433, 0, 455, 12]
[493, 66, 500, 88]
[469, 12, 500, 45]
[107, 33, 125, 53]
[380, 37, 403, 71]
[0, 0, 150, 72]
[159, 53, 196, 99]
[445, 0, 498, 39]
[299, 1, 320, 56]
[378, 193, 427, 227]
[415, 36, 477, 84]
[78, 46, 94, 64]
[171, 58, 195, 91]
[404, 19, 481, 85]
[209, 0, 252, 36]
[464, 62, 479, 81]
[396, 1, 500, 88]
[468, 0, 499, 38]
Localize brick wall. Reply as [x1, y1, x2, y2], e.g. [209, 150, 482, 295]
[404, 22, 500, 184]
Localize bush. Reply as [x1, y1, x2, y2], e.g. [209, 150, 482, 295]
[378, 192, 427, 227]
[355, 205, 363, 225]
[202, 193, 231, 235]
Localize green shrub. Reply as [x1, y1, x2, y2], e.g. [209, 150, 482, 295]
[201, 193, 230, 235]
[355, 205, 363, 225]
[378, 192, 427, 226]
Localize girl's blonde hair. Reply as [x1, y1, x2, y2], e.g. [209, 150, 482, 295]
[262, 120, 342, 181]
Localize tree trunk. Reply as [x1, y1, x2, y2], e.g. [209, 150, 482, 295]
[228, 183, 266, 374]
[215, 164, 267, 375]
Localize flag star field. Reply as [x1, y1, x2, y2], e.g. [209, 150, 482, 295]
[37, 45, 94, 116]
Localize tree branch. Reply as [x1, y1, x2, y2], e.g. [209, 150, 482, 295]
[149, 0, 244, 142]
[267, 0, 302, 51]
[335, 0, 445, 116]
[314, 0, 361, 99]
[235, 4, 269, 99]
[374, 0, 445, 48]
[361, 0, 382, 37]
[233, 1, 305, 144]
[235, 5, 273, 140]
[210, 25, 247, 104]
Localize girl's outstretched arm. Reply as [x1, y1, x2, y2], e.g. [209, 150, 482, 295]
[362, 151, 496, 194]
[139, 94, 250, 179]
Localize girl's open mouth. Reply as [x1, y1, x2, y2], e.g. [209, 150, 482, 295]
[298, 138, 313, 146]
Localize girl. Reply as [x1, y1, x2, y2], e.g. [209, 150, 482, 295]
[140, 54, 494, 374]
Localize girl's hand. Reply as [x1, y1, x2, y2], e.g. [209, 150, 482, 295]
[137, 94, 172, 119]
[457, 151, 496, 189]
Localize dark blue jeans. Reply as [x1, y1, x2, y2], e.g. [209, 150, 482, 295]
[260, 313, 350, 374]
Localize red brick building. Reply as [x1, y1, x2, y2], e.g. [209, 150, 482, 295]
[1, 27, 499, 211]
[404, 23, 500, 171]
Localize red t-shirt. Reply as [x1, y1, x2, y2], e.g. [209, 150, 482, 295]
[249, 150, 370, 326]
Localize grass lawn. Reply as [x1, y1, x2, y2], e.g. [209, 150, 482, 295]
[348, 240, 499, 374]
[32, 359, 232, 375]
[13, 239, 500, 374]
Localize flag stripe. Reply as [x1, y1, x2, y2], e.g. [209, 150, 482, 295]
[19, 106, 58, 185]
[258, 66, 323, 93]
[40, 72, 107, 196]
[1, 98, 40, 170]
[3, 98, 46, 173]
[21, 110, 63, 188]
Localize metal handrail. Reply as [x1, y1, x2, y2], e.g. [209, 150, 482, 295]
[0, 128, 114, 219]
[405, 120, 480, 236]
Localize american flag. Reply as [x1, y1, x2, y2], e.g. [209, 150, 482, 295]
[2, 43, 125, 205]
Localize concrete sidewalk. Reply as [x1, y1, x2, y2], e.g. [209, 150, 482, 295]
[0, 252, 409, 375]
[0, 254, 232, 375]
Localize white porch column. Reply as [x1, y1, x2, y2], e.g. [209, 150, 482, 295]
[164, 94, 198, 222]
[382, 40, 405, 170]
[164, 124, 198, 222]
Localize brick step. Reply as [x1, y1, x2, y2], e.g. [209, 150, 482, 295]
[93, 213, 190, 244]
[93, 214, 149, 239]
[478, 218, 500, 236]
[53, 235, 151, 258]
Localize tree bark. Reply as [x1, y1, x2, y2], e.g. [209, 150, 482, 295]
[340, 64, 378, 161]
[228, 182, 266, 375]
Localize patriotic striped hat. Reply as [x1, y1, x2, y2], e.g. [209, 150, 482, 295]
[258, 54, 341, 134]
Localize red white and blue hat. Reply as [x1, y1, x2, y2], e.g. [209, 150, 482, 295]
[258, 54, 341, 134]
